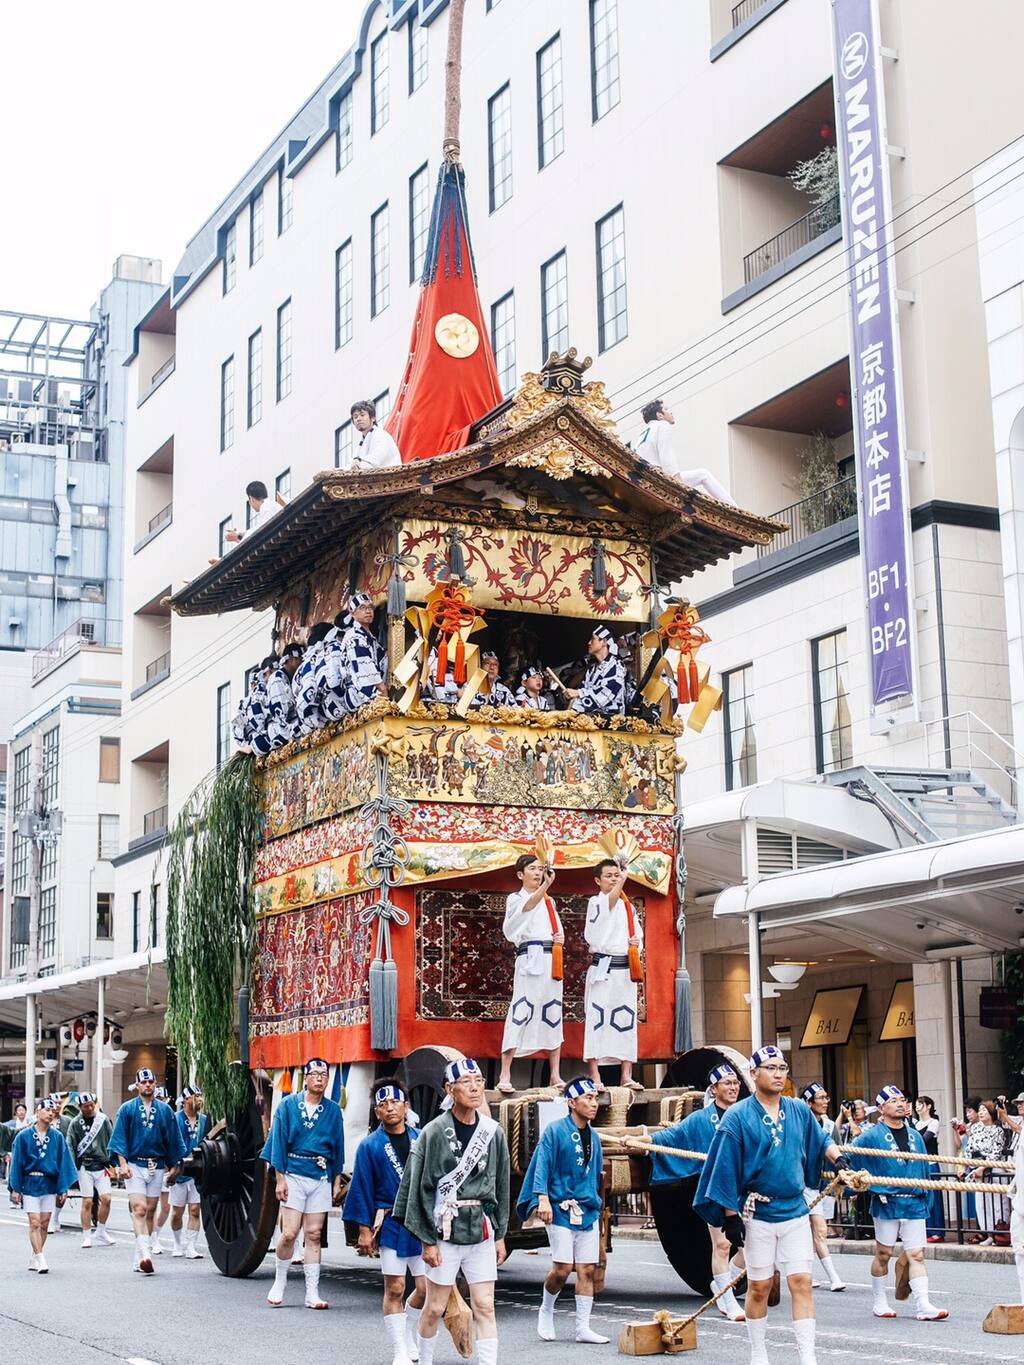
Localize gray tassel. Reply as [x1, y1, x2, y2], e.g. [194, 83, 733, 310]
[591, 537, 608, 595]
[445, 526, 466, 581]
[674, 969, 693, 1054]
[387, 570, 406, 618]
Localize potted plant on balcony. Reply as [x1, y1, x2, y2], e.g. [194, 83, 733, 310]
[789, 145, 841, 234]
[798, 431, 855, 534]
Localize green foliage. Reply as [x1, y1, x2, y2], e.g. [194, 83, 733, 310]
[1002, 952, 1024, 1087]
[165, 753, 262, 1120]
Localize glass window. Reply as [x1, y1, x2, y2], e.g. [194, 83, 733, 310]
[490, 291, 516, 396]
[589, 0, 621, 122]
[723, 665, 757, 790]
[150, 883, 160, 949]
[541, 250, 568, 358]
[488, 84, 513, 212]
[275, 468, 291, 501]
[335, 238, 353, 349]
[813, 630, 853, 773]
[216, 682, 232, 768]
[276, 299, 292, 401]
[218, 515, 232, 557]
[249, 188, 264, 265]
[278, 164, 293, 233]
[98, 813, 120, 859]
[371, 29, 390, 134]
[10, 747, 30, 895]
[536, 35, 564, 169]
[335, 421, 354, 469]
[247, 328, 262, 428]
[596, 204, 627, 351]
[39, 887, 56, 962]
[41, 727, 59, 810]
[337, 89, 353, 171]
[371, 203, 390, 317]
[99, 737, 120, 783]
[220, 355, 235, 451]
[96, 893, 114, 941]
[409, 163, 431, 283]
[132, 890, 141, 954]
[223, 220, 237, 293]
[374, 389, 391, 423]
[408, 18, 428, 93]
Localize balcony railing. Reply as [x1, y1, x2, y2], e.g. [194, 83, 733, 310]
[757, 475, 857, 558]
[145, 651, 170, 682]
[743, 194, 841, 285]
[142, 805, 168, 837]
[32, 617, 97, 679]
[148, 501, 172, 534]
[137, 354, 176, 406]
[732, 0, 766, 26]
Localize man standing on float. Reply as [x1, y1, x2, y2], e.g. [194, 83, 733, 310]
[496, 853, 565, 1095]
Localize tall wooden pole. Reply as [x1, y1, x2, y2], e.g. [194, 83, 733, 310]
[442, 0, 467, 163]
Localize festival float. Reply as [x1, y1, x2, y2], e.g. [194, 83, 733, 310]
[163, 0, 781, 1299]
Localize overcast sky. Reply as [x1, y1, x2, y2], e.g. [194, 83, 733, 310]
[3, 1, 363, 321]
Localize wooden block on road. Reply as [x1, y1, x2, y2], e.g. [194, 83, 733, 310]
[983, 1304, 1024, 1334]
[618, 1317, 697, 1354]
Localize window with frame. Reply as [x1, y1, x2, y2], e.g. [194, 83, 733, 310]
[216, 682, 232, 768]
[278, 164, 293, 233]
[490, 291, 516, 396]
[488, 84, 513, 212]
[96, 893, 113, 941]
[541, 250, 568, 358]
[409, 163, 430, 283]
[589, 0, 621, 122]
[596, 204, 627, 350]
[39, 887, 56, 962]
[723, 665, 757, 790]
[249, 188, 264, 265]
[275, 468, 291, 501]
[536, 35, 564, 169]
[220, 355, 235, 451]
[813, 630, 853, 773]
[10, 746, 30, 894]
[98, 813, 120, 860]
[41, 727, 59, 810]
[99, 737, 120, 783]
[150, 883, 160, 949]
[218, 515, 232, 557]
[371, 29, 390, 134]
[408, 18, 428, 93]
[374, 389, 392, 423]
[335, 238, 354, 348]
[335, 421, 354, 469]
[371, 203, 390, 317]
[247, 328, 263, 427]
[223, 220, 237, 293]
[337, 89, 353, 171]
[131, 890, 141, 954]
[276, 299, 293, 401]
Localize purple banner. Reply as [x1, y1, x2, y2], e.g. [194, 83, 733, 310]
[832, 0, 915, 710]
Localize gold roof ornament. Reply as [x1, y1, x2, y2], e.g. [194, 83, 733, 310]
[505, 348, 615, 435]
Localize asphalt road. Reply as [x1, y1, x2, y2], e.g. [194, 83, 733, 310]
[0, 1197, 1020, 1364]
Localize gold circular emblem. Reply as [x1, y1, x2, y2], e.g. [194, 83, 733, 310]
[434, 313, 480, 358]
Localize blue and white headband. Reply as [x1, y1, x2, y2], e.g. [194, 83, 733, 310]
[36, 1097, 55, 1111]
[521, 666, 544, 683]
[374, 1084, 407, 1105]
[303, 1058, 329, 1075]
[444, 1058, 482, 1086]
[78, 1092, 96, 1105]
[135, 1068, 156, 1084]
[876, 1085, 904, 1107]
[593, 626, 619, 656]
[708, 1065, 737, 1086]
[801, 1083, 825, 1103]
[180, 1086, 202, 1102]
[565, 1078, 599, 1101]
[348, 593, 372, 613]
[749, 1046, 784, 1069]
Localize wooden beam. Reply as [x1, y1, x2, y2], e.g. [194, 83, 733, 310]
[618, 1318, 697, 1355]
[983, 1305, 1024, 1334]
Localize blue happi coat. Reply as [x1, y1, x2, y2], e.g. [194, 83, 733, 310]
[694, 1095, 831, 1226]
[516, 1115, 603, 1231]
[9, 1123, 79, 1198]
[650, 1104, 728, 1185]
[344, 1125, 423, 1257]
[853, 1120, 930, 1222]
[260, 1093, 346, 1182]
[174, 1110, 210, 1184]
[109, 1096, 188, 1168]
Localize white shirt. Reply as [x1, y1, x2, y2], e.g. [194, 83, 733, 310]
[354, 424, 401, 470]
[502, 888, 561, 946]
[634, 420, 681, 479]
[584, 891, 643, 956]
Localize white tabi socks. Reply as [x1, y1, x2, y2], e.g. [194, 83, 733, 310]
[185, 1228, 204, 1258]
[792, 1318, 817, 1365]
[476, 1339, 498, 1365]
[385, 1313, 412, 1365]
[415, 1336, 436, 1365]
[745, 1317, 769, 1365]
[135, 1233, 153, 1272]
[172, 1226, 185, 1256]
[405, 1298, 422, 1360]
[712, 1272, 746, 1321]
[871, 1273, 895, 1318]
[538, 1287, 559, 1340]
[574, 1296, 610, 1345]
[909, 1275, 948, 1320]
[268, 1254, 290, 1305]
[816, 1255, 845, 1291]
[1016, 1253, 1024, 1307]
[303, 1260, 326, 1308]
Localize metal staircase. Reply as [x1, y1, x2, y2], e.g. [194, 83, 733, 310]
[825, 765, 1018, 843]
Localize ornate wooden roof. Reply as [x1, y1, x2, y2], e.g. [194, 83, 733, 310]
[171, 356, 782, 618]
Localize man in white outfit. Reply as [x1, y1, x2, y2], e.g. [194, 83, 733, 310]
[495, 854, 565, 1094]
[583, 859, 643, 1091]
[351, 399, 402, 470]
[635, 399, 737, 505]
[1010, 1089, 1024, 1307]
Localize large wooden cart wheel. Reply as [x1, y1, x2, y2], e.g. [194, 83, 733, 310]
[187, 1084, 278, 1277]
[663, 1044, 751, 1097]
[396, 1044, 464, 1127]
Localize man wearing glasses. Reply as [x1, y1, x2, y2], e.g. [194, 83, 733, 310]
[695, 1046, 850, 1365]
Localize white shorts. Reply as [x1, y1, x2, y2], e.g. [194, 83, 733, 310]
[804, 1189, 835, 1220]
[426, 1236, 498, 1286]
[78, 1168, 112, 1198]
[168, 1178, 200, 1208]
[873, 1216, 927, 1252]
[380, 1245, 427, 1278]
[547, 1221, 601, 1266]
[283, 1173, 332, 1214]
[125, 1164, 167, 1199]
[22, 1194, 57, 1215]
[744, 1214, 813, 1280]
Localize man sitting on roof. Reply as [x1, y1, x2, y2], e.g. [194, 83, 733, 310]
[225, 480, 287, 544]
[635, 400, 737, 506]
[469, 652, 516, 709]
[350, 400, 401, 471]
[564, 628, 628, 718]
[516, 667, 554, 711]
[324, 595, 388, 716]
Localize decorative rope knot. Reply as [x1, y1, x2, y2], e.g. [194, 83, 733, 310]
[357, 897, 411, 930]
[428, 581, 484, 685]
[659, 605, 711, 705]
[369, 728, 408, 762]
[843, 1168, 874, 1194]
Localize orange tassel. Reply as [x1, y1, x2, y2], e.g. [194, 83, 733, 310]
[677, 658, 690, 704]
[628, 942, 644, 984]
[551, 942, 564, 982]
[436, 635, 448, 684]
[454, 634, 466, 685]
[688, 657, 699, 701]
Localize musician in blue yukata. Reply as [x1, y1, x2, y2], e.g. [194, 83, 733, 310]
[328, 593, 388, 714]
[261, 1057, 346, 1309]
[516, 666, 554, 711]
[109, 1067, 188, 1275]
[8, 1095, 79, 1273]
[649, 1065, 746, 1322]
[345, 1081, 426, 1365]
[233, 654, 276, 749]
[168, 1085, 209, 1260]
[251, 642, 303, 754]
[469, 652, 516, 709]
[694, 1046, 850, 1365]
[564, 627, 627, 716]
[517, 1077, 609, 1345]
[292, 623, 337, 733]
[856, 1086, 949, 1323]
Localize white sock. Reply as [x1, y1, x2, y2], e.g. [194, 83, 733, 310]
[745, 1316, 769, 1365]
[385, 1314, 408, 1359]
[909, 1275, 938, 1314]
[818, 1254, 842, 1286]
[303, 1261, 322, 1303]
[542, 1287, 560, 1315]
[712, 1273, 744, 1320]
[575, 1295, 609, 1343]
[172, 1226, 184, 1251]
[793, 1318, 816, 1365]
[416, 1336, 435, 1365]
[135, 1233, 149, 1261]
[405, 1300, 421, 1356]
[1016, 1253, 1024, 1306]
[871, 1273, 891, 1312]
[476, 1340, 497, 1365]
[271, 1254, 289, 1299]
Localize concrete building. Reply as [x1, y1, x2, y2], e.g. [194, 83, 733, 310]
[114, 0, 1024, 1127]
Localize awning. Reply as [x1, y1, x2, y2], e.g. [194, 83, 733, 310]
[0, 949, 167, 1033]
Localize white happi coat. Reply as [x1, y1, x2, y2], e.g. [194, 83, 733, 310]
[500, 888, 564, 1056]
[583, 891, 643, 1063]
[1011, 1124, 1023, 1257]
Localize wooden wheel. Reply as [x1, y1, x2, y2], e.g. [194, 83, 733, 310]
[396, 1044, 463, 1127]
[191, 1084, 278, 1278]
[650, 1175, 713, 1296]
[664, 1045, 752, 1097]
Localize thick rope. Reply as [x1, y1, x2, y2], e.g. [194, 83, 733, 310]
[838, 1142, 1015, 1172]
